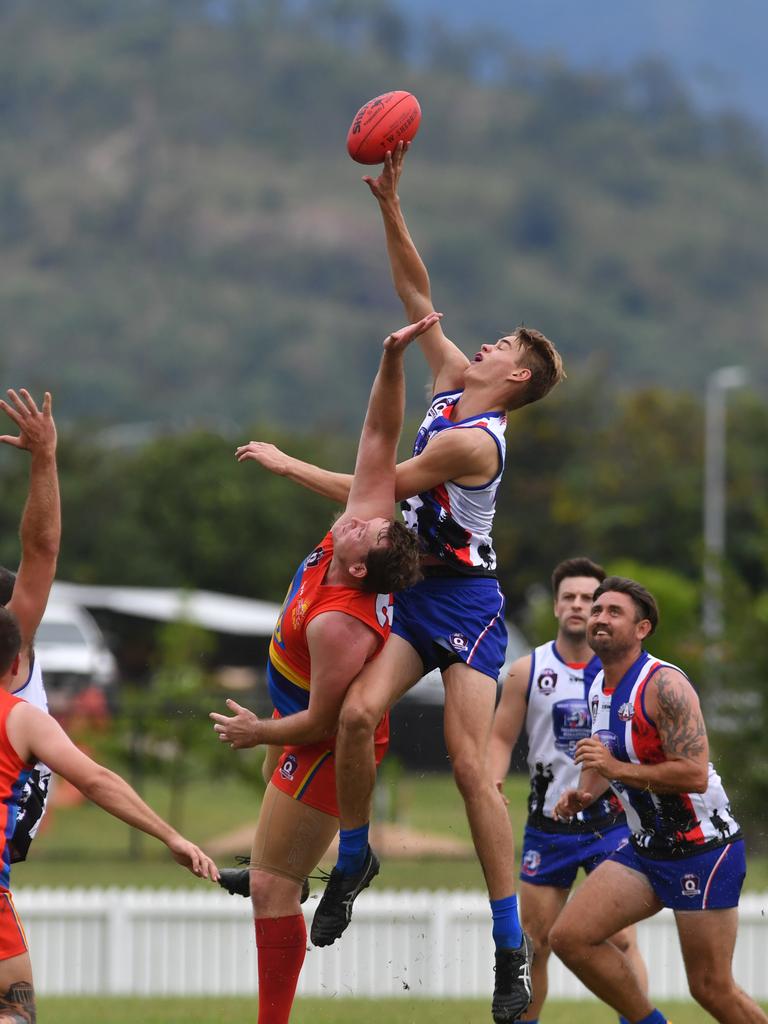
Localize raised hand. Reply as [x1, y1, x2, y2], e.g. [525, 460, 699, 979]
[383, 311, 443, 354]
[362, 140, 409, 201]
[0, 390, 56, 455]
[235, 440, 289, 474]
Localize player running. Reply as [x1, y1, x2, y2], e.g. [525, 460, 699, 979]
[209, 315, 432, 1024]
[551, 576, 765, 1024]
[239, 143, 565, 1023]
[490, 558, 648, 1024]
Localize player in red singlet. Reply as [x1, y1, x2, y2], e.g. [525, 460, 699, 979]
[0, 390, 218, 1022]
[209, 314, 435, 1024]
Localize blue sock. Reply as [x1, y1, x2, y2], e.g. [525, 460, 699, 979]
[489, 893, 523, 950]
[336, 824, 369, 874]
[636, 1011, 668, 1024]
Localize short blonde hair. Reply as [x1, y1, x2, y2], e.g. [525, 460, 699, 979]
[509, 326, 565, 409]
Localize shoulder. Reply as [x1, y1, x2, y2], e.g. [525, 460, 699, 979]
[305, 609, 379, 663]
[645, 664, 698, 711]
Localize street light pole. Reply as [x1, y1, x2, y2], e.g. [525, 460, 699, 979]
[702, 366, 746, 674]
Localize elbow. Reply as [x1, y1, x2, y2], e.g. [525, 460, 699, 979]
[79, 765, 115, 802]
[691, 767, 709, 794]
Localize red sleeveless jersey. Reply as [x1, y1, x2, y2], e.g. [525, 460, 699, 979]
[267, 531, 394, 717]
[0, 690, 34, 890]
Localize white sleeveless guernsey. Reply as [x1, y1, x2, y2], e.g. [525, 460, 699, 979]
[588, 651, 740, 857]
[401, 389, 506, 575]
[525, 641, 624, 832]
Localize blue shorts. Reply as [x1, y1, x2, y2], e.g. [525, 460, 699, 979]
[392, 574, 507, 683]
[610, 836, 746, 911]
[520, 823, 631, 888]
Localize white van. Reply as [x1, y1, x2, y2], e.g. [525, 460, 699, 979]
[34, 602, 118, 698]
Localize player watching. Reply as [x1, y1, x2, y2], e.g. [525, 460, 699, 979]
[490, 558, 648, 1024]
[238, 142, 565, 1023]
[209, 315, 433, 1024]
[0, 389, 218, 1022]
[551, 577, 765, 1024]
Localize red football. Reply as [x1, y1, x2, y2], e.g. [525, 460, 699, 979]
[346, 91, 422, 165]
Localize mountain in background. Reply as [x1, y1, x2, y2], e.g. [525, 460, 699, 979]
[397, 0, 768, 130]
[0, 0, 766, 433]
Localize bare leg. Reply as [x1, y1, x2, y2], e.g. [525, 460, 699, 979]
[676, 908, 768, 1024]
[611, 923, 649, 998]
[549, 860, 662, 1021]
[0, 951, 34, 1024]
[335, 634, 424, 830]
[261, 745, 282, 787]
[518, 882, 569, 1020]
[442, 662, 516, 899]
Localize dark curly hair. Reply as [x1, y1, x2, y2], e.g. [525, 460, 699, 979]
[362, 520, 422, 594]
[0, 607, 21, 676]
[551, 557, 605, 598]
[0, 567, 16, 607]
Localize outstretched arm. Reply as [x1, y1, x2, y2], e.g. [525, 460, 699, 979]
[1, 390, 60, 653]
[344, 311, 441, 521]
[363, 143, 469, 393]
[238, 411, 498, 505]
[8, 703, 219, 880]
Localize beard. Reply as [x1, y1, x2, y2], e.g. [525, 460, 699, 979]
[588, 630, 634, 660]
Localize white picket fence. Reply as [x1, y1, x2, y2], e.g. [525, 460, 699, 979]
[15, 887, 768, 1000]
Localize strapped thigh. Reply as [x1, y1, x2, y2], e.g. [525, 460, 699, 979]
[249, 783, 338, 885]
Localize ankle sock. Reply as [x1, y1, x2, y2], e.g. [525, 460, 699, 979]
[336, 824, 369, 874]
[489, 893, 523, 950]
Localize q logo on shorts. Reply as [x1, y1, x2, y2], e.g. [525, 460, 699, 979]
[280, 754, 299, 782]
[681, 873, 701, 898]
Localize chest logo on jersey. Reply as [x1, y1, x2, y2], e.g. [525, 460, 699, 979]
[537, 669, 557, 694]
[291, 584, 309, 629]
[449, 632, 469, 652]
[280, 754, 298, 782]
[552, 699, 592, 759]
[591, 694, 600, 720]
[594, 729, 619, 757]
[305, 547, 324, 568]
[618, 702, 635, 722]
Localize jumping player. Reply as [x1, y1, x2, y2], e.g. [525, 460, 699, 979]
[239, 143, 565, 1022]
[0, 390, 218, 1021]
[551, 576, 765, 1024]
[0, 390, 61, 865]
[489, 558, 648, 1024]
[209, 316, 431, 1024]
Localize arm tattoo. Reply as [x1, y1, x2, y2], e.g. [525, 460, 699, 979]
[0, 980, 36, 1023]
[655, 671, 707, 761]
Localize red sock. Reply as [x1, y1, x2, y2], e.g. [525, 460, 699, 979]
[255, 914, 307, 1024]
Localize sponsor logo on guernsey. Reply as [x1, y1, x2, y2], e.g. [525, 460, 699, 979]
[521, 850, 541, 876]
[681, 873, 701, 898]
[413, 426, 429, 456]
[537, 669, 558, 694]
[449, 632, 469, 652]
[305, 547, 324, 568]
[618, 702, 635, 721]
[590, 694, 600, 720]
[280, 754, 299, 781]
[594, 729, 619, 757]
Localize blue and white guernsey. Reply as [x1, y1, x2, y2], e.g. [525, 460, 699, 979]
[401, 389, 506, 576]
[588, 651, 741, 858]
[525, 641, 624, 833]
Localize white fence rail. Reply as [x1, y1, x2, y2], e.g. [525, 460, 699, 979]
[15, 888, 768, 1000]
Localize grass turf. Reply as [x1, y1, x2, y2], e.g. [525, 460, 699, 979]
[37, 997, 768, 1023]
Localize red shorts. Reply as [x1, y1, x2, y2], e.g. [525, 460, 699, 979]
[0, 891, 28, 961]
[270, 713, 389, 818]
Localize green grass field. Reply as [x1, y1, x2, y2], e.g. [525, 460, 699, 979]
[13, 770, 768, 891]
[37, 997, 768, 1023]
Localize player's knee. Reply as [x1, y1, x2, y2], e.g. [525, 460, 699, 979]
[610, 926, 634, 954]
[338, 697, 379, 739]
[688, 969, 733, 1012]
[548, 918, 579, 964]
[450, 753, 484, 798]
[528, 925, 552, 959]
